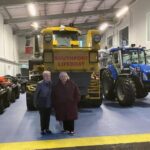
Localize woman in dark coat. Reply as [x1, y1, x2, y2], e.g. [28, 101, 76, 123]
[52, 72, 80, 135]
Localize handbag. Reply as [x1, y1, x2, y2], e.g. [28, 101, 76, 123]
[50, 116, 63, 133]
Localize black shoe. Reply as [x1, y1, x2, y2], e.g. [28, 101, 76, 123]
[41, 130, 46, 135]
[46, 130, 52, 134]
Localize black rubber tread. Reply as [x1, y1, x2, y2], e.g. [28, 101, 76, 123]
[3, 92, 10, 108]
[116, 78, 136, 106]
[27, 105, 35, 111]
[11, 91, 16, 103]
[6, 88, 12, 106]
[15, 87, 20, 99]
[26, 94, 36, 111]
[133, 78, 148, 98]
[20, 84, 26, 93]
[79, 98, 102, 108]
[101, 69, 115, 100]
[0, 98, 4, 114]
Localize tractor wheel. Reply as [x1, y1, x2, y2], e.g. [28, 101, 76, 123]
[134, 79, 148, 98]
[99, 96, 103, 106]
[116, 78, 136, 106]
[4, 92, 10, 108]
[7, 87, 12, 105]
[27, 105, 35, 111]
[11, 91, 16, 103]
[21, 84, 26, 93]
[136, 89, 148, 99]
[0, 98, 4, 114]
[101, 69, 114, 100]
[16, 87, 20, 99]
[27, 100, 35, 111]
[26, 93, 36, 111]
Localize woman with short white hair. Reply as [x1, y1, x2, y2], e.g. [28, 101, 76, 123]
[52, 72, 80, 135]
[34, 70, 52, 135]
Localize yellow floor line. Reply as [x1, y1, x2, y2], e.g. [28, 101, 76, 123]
[1, 133, 150, 150]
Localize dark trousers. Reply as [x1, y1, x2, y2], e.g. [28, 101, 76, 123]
[63, 120, 74, 132]
[39, 108, 51, 131]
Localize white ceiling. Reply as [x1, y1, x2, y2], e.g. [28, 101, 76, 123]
[0, 0, 135, 34]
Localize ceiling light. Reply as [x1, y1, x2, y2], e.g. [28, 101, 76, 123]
[99, 23, 109, 31]
[31, 22, 39, 30]
[116, 6, 129, 18]
[27, 3, 37, 16]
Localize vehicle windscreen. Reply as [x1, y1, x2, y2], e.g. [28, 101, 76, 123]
[122, 50, 145, 65]
[145, 50, 150, 64]
[53, 31, 79, 47]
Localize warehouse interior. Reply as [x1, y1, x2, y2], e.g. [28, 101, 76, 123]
[0, 0, 150, 150]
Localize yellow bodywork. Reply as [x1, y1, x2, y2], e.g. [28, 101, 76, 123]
[41, 26, 81, 34]
[44, 49, 99, 72]
[41, 26, 100, 72]
[86, 30, 101, 50]
[27, 26, 101, 102]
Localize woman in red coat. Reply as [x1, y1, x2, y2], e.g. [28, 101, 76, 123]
[52, 72, 80, 135]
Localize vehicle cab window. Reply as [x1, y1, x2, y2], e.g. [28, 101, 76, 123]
[112, 51, 121, 72]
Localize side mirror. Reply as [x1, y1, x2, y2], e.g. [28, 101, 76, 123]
[93, 34, 101, 43]
[86, 30, 101, 50]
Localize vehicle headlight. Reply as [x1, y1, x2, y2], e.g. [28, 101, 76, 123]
[143, 73, 148, 81]
[27, 85, 36, 92]
[93, 34, 101, 43]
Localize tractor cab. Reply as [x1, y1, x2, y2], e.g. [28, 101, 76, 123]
[110, 47, 149, 75]
[100, 46, 150, 107]
[41, 26, 81, 48]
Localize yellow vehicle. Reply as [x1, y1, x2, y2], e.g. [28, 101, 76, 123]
[26, 25, 101, 110]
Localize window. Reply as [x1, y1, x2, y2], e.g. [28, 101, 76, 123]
[107, 36, 113, 48]
[119, 27, 129, 46]
[147, 12, 150, 41]
[89, 51, 98, 63]
[122, 50, 145, 65]
[53, 31, 79, 47]
[145, 50, 150, 64]
[113, 52, 119, 64]
[79, 34, 86, 47]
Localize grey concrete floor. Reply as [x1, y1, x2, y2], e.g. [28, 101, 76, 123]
[0, 93, 150, 143]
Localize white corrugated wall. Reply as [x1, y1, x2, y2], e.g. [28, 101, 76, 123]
[101, 0, 150, 49]
[0, 13, 19, 76]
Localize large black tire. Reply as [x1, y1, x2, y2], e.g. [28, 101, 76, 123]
[7, 87, 12, 105]
[116, 78, 136, 106]
[101, 69, 114, 100]
[133, 78, 148, 98]
[27, 104, 35, 111]
[21, 84, 26, 93]
[136, 89, 148, 99]
[99, 96, 103, 106]
[11, 91, 16, 103]
[0, 98, 4, 114]
[15, 87, 20, 99]
[26, 93, 36, 111]
[3, 92, 10, 108]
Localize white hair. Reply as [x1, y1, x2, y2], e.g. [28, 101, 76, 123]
[43, 70, 51, 76]
[59, 72, 70, 80]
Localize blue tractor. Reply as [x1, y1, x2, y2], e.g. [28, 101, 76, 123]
[100, 47, 150, 106]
